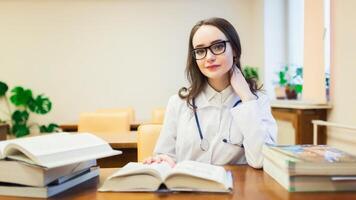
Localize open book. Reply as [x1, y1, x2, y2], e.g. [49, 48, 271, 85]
[0, 132, 121, 168]
[99, 161, 233, 193]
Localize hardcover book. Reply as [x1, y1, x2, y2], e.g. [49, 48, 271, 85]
[99, 160, 233, 193]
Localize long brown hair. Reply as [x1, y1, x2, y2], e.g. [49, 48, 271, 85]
[179, 17, 260, 109]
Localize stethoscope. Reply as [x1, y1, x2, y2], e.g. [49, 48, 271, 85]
[192, 98, 242, 151]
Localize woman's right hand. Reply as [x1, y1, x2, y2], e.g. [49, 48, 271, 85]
[143, 154, 176, 168]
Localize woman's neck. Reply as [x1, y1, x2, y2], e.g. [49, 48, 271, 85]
[207, 76, 230, 92]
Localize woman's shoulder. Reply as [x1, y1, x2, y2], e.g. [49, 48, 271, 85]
[167, 94, 186, 107]
[165, 93, 192, 115]
[255, 91, 272, 106]
[256, 91, 268, 99]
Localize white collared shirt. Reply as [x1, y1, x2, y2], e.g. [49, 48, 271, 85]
[154, 84, 277, 168]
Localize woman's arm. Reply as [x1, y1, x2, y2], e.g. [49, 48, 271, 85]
[143, 95, 179, 166]
[230, 95, 277, 168]
[230, 68, 277, 168]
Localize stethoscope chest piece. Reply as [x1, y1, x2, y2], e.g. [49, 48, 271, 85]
[200, 138, 209, 151]
[193, 97, 242, 152]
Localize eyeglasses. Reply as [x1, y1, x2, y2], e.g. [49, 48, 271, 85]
[192, 40, 230, 60]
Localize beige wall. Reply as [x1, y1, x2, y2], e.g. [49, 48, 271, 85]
[327, 0, 356, 154]
[303, 0, 326, 103]
[0, 0, 264, 124]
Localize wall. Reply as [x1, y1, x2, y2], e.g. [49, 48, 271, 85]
[264, 0, 287, 98]
[327, 0, 356, 154]
[303, 0, 327, 103]
[0, 0, 264, 123]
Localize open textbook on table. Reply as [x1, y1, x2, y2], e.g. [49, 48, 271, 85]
[99, 160, 233, 193]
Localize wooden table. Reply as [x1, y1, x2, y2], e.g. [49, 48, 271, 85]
[60, 121, 142, 132]
[96, 131, 138, 168]
[3, 165, 355, 200]
[99, 131, 137, 149]
[271, 100, 332, 144]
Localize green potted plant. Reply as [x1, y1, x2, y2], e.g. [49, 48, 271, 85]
[242, 65, 261, 88]
[0, 81, 60, 138]
[275, 65, 303, 100]
[242, 65, 259, 81]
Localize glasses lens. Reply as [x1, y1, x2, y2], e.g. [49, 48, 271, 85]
[193, 49, 206, 59]
[211, 42, 226, 55]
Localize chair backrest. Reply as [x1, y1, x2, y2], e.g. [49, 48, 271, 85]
[78, 112, 130, 134]
[96, 107, 135, 124]
[151, 108, 165, 124]
[312, 120, 356, 145]
[137, 124, 162, 162]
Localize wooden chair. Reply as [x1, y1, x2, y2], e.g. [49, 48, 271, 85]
[96, 107, 135, 124]
[151, 108, 165, 124]
[137, 124, 162, 162]
[78, 112, 130, 134]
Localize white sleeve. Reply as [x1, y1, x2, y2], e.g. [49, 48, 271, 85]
[153, 95, 179, 160]
[230, 94, 277, 168]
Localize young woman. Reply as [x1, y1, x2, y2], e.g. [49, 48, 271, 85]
[144, 17, 277, 168]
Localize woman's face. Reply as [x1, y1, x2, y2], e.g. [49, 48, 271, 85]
[192, 25, 235, 82]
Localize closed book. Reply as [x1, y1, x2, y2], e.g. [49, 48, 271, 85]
[263, 157, 356, 192]
[0, 159, 96, 187]
[99, 161, 233, 193]
[262, 144, 356, 175]
[0, 167, 99, 198]
[0, 132, 121, 168]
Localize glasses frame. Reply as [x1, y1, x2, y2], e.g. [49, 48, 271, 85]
[192, 40, 230, 60]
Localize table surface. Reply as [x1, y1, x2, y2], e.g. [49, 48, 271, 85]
[270, 100, 332, 109]
[2, 165, 355, 200]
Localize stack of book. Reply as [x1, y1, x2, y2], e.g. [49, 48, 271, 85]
[263, 144, 356, 192]
[0, 132, 121, 198]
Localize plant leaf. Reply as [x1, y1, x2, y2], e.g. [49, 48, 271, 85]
[0, 81, 8, 96]
[10, 87, 33, 106]
[40, 123, 59, 133]
[12, 124, 30, 137]
[11, 110, 29, 125]
[28, 95, 52, 114]
[243, 66, 259, 81]
[295, 84, 303, 93]
[296, 68, 303, 77]
[279, 71, 287, 86]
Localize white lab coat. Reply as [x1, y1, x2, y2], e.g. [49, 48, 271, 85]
[154, 84, 277, 168]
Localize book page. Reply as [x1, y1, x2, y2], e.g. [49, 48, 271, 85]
[108, 162, 172, 181]
[166, 160, 226, 184]
[0, 134, 68, 159]
[6, 154, 36, 165]
[331, 176, 356, 181]
[1, 133, 70, 159]
[3, 133, 120, 168]
[0, 140, 10, 159]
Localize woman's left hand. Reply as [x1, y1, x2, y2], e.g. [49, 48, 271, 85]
[230, 67, 257, 102]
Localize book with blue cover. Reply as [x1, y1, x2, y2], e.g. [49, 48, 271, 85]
[271, 145, 356, 163]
